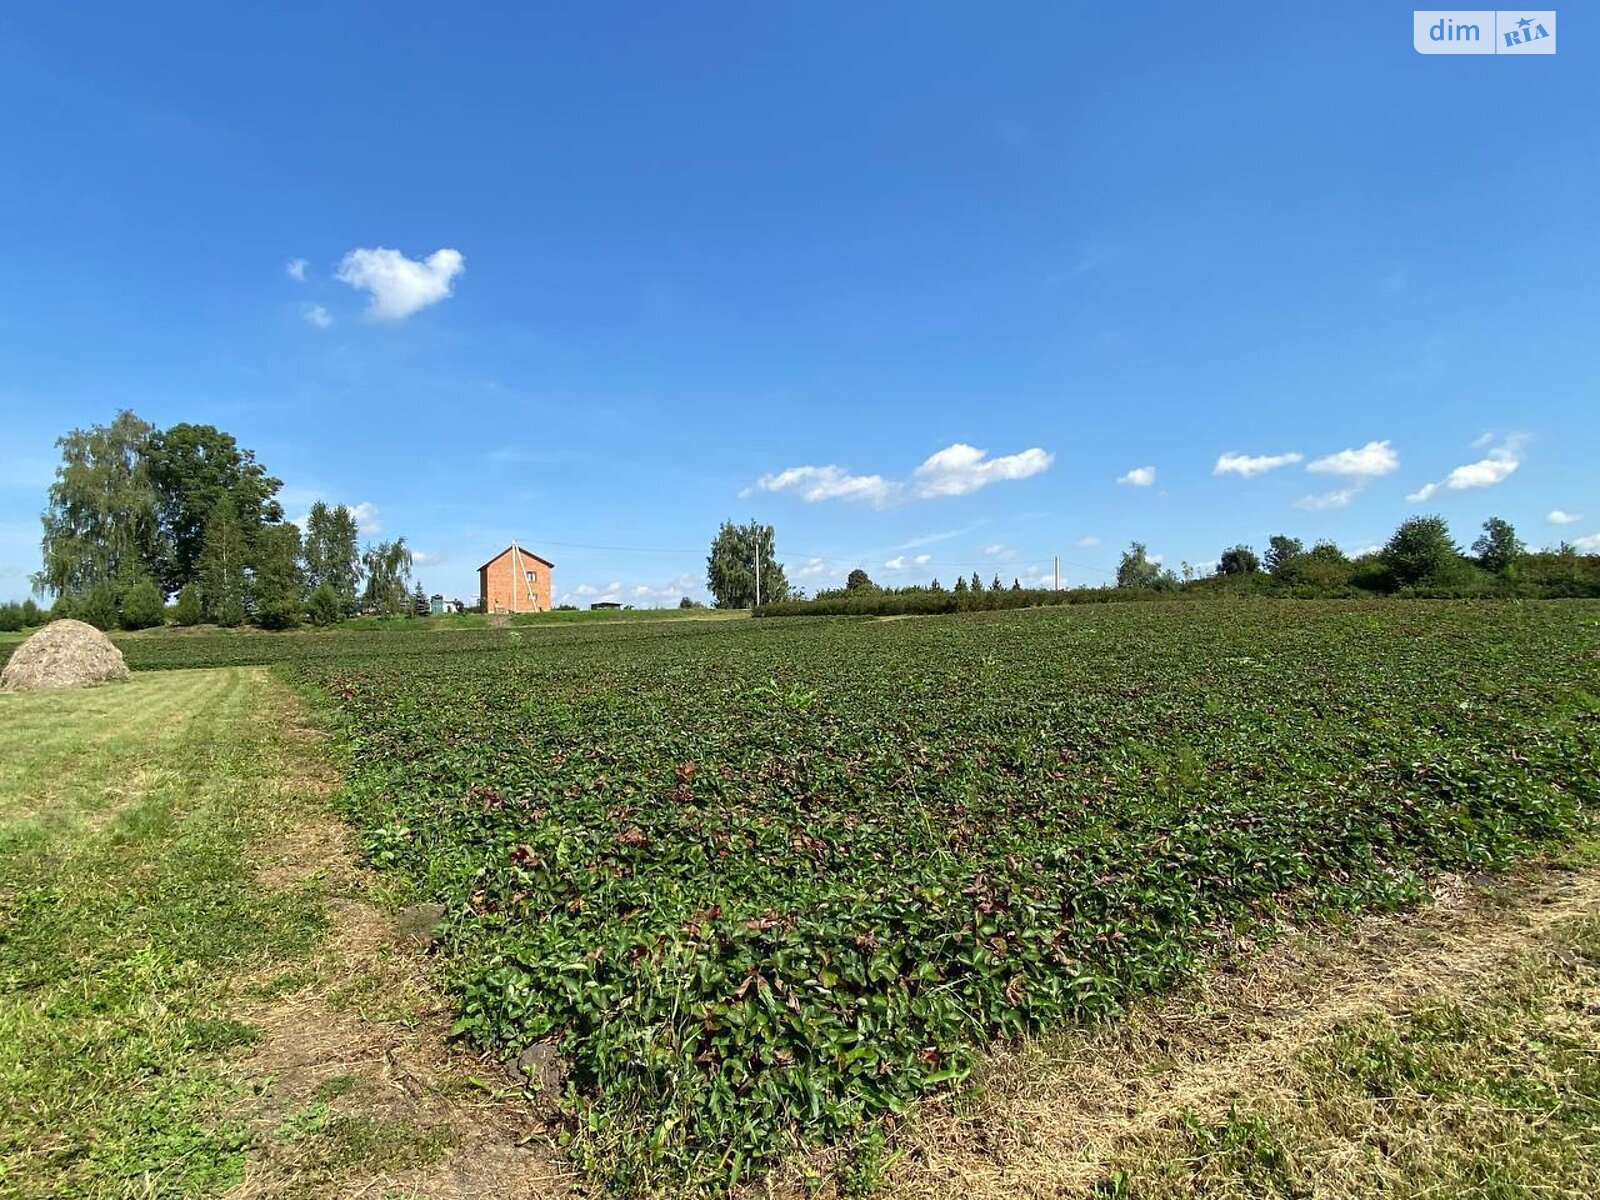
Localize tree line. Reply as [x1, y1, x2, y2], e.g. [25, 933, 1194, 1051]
[751, 513, 1599, 619]
[21, 410, 426, 632]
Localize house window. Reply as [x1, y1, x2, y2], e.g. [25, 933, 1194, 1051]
[526, 569, 538, 583]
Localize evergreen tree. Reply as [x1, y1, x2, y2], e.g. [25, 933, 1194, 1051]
[252, 522, 304, 629]
[77, 579, 119, 630]
[119, 577, 166, 630]
[412, 581, 429, 616]
[992, 574, 1003, 591]
[969, 571, 984, 593]
[173, 582, 202, 626]
[953, 575, 969, 594]
[306, 583, 341, 627]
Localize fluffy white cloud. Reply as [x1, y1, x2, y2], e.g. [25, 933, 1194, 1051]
[794, 557, 831, 579]
[1307, 440, 1399, 479]
[286, 258, 308, 282]
[1407, 437, 1523, 503]
[1548, 509, 1582, 525]
[884, 553, 932, 571]
[747, 465, 897, 506]
[747, 443, 1051, 506]
[1213, 451, 1303, 478]
[1076, 534, 1100, 547]
[911, 443, 1053, 498]
[1116, 465, 1156, 487]
[1570, 532, 1600, 551]
[1294, 488, 1356, 511]
[300, 303, 332, 329]
[349, 501, 381, 535]
[335, 246, 464, 321]
[411, 549, 442, 567]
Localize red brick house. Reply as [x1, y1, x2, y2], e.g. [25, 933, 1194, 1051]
[479, 543, 554, 614]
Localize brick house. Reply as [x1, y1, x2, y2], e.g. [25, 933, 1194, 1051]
[478, 543, 554, 614]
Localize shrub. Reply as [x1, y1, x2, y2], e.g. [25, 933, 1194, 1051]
[306, 583, 342, 627]
[172, 583, 203, 626]
[119, 579, 167, 630]
[77, 581, 119, 631]
[0, 603, 23, 632]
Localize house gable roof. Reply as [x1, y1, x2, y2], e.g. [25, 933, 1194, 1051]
[478, 544, 556, 572]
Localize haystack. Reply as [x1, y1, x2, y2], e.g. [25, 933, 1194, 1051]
[0, 619, 130, 692]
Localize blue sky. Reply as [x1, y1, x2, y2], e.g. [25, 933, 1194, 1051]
[2, 5, 1595, 604]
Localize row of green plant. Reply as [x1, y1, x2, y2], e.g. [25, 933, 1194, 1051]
[256, 599, 1600, 1192]
[760, 515, 1599, 618]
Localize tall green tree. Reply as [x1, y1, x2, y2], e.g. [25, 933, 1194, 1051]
[1382, 515, 1461, 588]
[1472, 517, 1522, 575]
[705, 521, 788, 608]
[1264, 535, 1304, 579]
[362, 538, 414, 615]
[36, 410, 159, 598]
[302, 501, 362, 612]
[252, 522, 304, 629]
[1218, 544, 1261, 575]
[1116, 542, 1164, 589]
[145, 424, 284, 595]
[845, 568, 876, 592]
[198, 497, 248, 624]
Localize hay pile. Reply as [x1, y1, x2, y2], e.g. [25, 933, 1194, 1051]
[0, 619, 130, 692]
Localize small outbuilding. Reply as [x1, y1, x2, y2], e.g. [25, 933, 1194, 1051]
[479, 543, 555, 614]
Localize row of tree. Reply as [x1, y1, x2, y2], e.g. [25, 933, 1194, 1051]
[33, 411, 424, 631]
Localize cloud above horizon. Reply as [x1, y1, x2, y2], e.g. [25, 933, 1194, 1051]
[1116, 465, 1156, 487]
[1407, 435, 1524, 502]
[746, 442, 1052, 507]
[1548, 509, 1581, 525]
[285, 257, 308, 282]
[1213, 450, 1303, 478]
[335, 246, 464, 321]
[1306, 440, 1400, 479]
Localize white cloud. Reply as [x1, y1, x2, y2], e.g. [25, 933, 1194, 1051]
[1213, 451, 1303, 478]
[1116, 465, 1156, 487]
[1407, 436, 1524, 503]
[747, 465, 897, 506]
[1306, 440, 1400, 479]
[286, 258, 308, 282]
[1344, 543, 1383, 558]
[1570, 533, 1600, 552]
[350, 501, 381, 535]
[335, 246, 465, 321]
[1294, 488, 1357, 511]
[982, 543, 1016, 559]
[746, 444, 1050, 506]
[1471, 431, 1495, 449]
[911, 443, 1053, 498]
[795, 556, 830, 579]
[300, 302, 332, 329]
[884, 553, 932, 571]
[411, 549, 442, 567]
[1076, 535, 1100, 547]
[1548, 509, 1582, 525]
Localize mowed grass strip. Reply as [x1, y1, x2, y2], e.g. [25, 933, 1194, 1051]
[0, 669, 326, 1199]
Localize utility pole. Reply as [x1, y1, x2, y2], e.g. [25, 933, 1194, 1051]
[1054, 555, 1060, 591]
[754, 528, 763, 608]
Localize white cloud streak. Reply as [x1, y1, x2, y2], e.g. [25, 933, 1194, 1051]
[1548, 509, 1581, 525]
[884, 553, 932, 571]
[1306, 440, 1400, 479]
[1213, 451, 1303, 478]
[1294, 488, 1357, 511]
[747, 443, 1051, 506]
[335, 246, 465, 321]
[300, 303, 332, 329]
[1407, 436, 1524, 503]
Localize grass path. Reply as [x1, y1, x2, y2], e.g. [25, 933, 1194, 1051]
[0, 669, 567, 1200]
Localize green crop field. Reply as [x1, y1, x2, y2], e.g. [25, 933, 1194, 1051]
[7, 600, 1598, 1194]
[120, 598, 1593, 1191]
